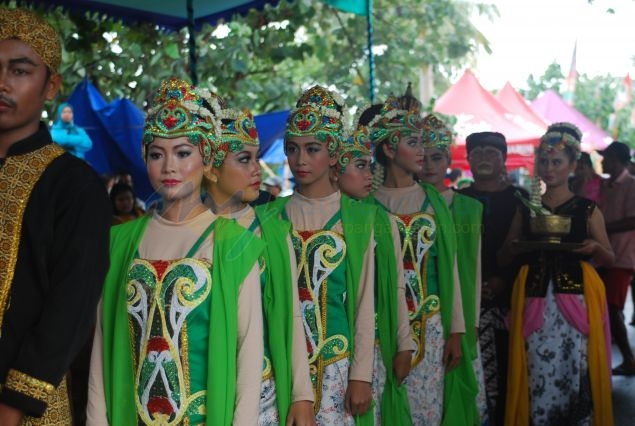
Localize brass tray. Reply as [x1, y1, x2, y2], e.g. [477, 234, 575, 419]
[512, 240, 584, 251]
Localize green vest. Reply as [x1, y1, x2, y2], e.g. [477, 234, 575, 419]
[253, 204, 296, 424]
[101, 215, 264, 425]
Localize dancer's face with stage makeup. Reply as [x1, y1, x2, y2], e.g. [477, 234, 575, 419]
[146, 136, 207, 217]
[336, 154, 373, 200]
[207, 145, 262, 210]
[286, 135, 337, 197]
[385, 133, 425, 175]
[420, 146, 450, 192]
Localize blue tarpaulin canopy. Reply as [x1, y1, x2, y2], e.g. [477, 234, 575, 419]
[67, 80, 288, 201]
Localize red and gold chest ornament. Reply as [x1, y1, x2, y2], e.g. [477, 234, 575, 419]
[285, 85, 345, 158]
[421, 113, 453, 155]
[368, 82, 424, 151]
[214, 107, 260, 168]
[143, 78, 222, 166]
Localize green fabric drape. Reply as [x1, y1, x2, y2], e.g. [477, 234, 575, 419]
[419, 184, 479, 426]
[451, 193, 483, 361]
[371, 205, 412, 425]
[101, 215, 264, 425]
[254, 204, 295, 423]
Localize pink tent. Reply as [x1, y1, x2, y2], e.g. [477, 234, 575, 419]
[495, 82, 549, 133]
[434, 69, 540, 171]
[529, 90, 610, 151]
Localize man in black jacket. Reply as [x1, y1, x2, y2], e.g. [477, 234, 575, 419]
[458, 131, 528, 426]
[0, 8, 111, 425]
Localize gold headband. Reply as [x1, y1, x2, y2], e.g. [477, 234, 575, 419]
[215, 107, 260, 168]
[0, 8, 61, 72]
[143, 78, 221, 166]
[421, 113, 452, 154]
[338, 126, 373, 173]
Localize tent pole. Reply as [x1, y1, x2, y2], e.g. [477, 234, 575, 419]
[187, 0, 198, 85]
[366, 0, 375, 102]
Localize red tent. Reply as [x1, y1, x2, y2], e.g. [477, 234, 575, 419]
[495, 82, 549, 132]
[434, 70, 541, 171]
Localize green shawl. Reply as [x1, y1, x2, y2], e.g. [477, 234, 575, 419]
[450, 193, 483, 361]
[268, 193, 375, 425]
[101, 214, 264, 425]
[371, 205, 413, 426]
[253, 204, 294, 423]
[420, 184, 479, 426]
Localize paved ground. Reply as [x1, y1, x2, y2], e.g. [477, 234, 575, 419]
[612, 286, 635, 425]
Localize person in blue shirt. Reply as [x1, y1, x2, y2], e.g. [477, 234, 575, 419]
[51, 102, 92, 159]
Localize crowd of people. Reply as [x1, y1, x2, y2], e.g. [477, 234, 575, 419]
[2, 7, 635, 426]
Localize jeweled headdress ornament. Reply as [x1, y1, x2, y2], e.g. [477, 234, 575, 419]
[421, 113, 453, 155]
[143, 78, 221, 166]
[368, 82, 423, 150]
[213, 107, 260, 168]
[538, 122, 582, 158]
[0, 8, 62, 72]
[285, 85, 345, 157]
[337, 125, 373, 173]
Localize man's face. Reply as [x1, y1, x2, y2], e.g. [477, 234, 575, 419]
[0, 39, 61, 145]
[601, 154, 620, 177]
[467, 145, 505, 180]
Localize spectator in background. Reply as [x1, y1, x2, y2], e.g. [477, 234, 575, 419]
[571, 151, 602, 202]
[446, 167, 463, 188]
[50, 102, 92, 159]
[597, 141, 635, 376]
[110, 183, 145, 225]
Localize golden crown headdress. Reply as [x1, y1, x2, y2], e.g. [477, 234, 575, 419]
[421, 113, 453, 154]
[368, 82, 423, 150]
[213, 107, 260, 168]
[337, 125, 373, 173]
[285, 85, 344, 157]
[143, 78, 221, 166]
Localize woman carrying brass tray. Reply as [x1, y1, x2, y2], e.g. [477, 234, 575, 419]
[498, 122, 614, 426]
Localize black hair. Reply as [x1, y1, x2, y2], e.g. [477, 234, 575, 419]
[357, 104, 383, 127]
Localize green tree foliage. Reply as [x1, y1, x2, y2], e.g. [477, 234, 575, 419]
[4, 0, 495, 117]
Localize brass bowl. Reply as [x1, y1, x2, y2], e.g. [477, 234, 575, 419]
[529, 215, 571, 243]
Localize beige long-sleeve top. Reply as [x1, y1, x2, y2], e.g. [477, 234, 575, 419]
[284, 190, 376, 383]
[441, 189, 482, 327]
[220, 205, 314, 403]
[86, 210, 263, 426]
[374, 183, 465, 334]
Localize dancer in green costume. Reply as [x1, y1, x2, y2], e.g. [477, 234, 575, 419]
[418, 113, 486, 425]
[203, 104, 315, 426]
[87, 78, 265, 425]
[369, 84, 472, 426]
[333, 120, 414, 426]
[266, 85, 375, 425]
